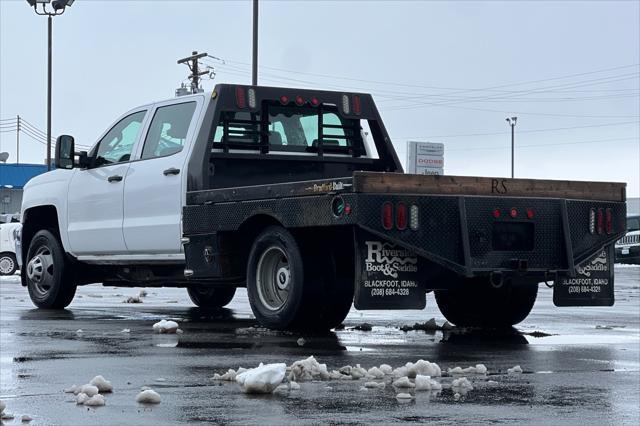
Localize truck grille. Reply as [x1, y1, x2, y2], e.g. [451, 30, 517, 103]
[617, 234, 640, 245]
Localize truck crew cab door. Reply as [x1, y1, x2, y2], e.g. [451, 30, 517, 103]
[67, 109, 148, 255]
[122, 98, 200, 254]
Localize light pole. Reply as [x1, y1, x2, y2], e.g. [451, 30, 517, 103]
[26, 0, 74, 171]
[252, 0, 258, 86]
[505, 116, 517, 178]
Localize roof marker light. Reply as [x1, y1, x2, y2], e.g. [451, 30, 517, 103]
[295, 95, 304, 106]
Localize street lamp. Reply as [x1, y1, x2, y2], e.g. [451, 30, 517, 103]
[505, 116, 517, 178]
[25, 0, 75, 171]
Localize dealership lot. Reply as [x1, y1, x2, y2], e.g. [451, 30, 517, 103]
[1, 265, 638, 425]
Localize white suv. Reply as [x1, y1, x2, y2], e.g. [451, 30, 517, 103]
[615, 215, 639, 264]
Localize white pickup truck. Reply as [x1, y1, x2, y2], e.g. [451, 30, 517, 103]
[17, 84, 626, 331]
[0, 214, 21, 276]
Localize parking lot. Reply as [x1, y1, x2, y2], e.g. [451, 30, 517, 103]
[1, 265, 638, 425]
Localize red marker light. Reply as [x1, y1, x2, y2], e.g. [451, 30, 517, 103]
[492, 208, 501, 218]
[510, 208, 518, 218]
[310, 97, 320, 106]
[295, 95, 305, 106]
[597, 208, 604, 234]
[235, 86, 246, 108]
[279, 95, 289, 105]
[396, 202, 408, 230]
[382, 202, 393, 230]
[344, 204, 352, 215]
[605, 208, 613, 234]
[526, 208, 535, 219]
[353, 95, 361, 115]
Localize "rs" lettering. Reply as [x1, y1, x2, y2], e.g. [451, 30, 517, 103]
[491, 179, 508, 194]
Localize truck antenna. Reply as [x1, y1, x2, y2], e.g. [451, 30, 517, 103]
[177, 51, 209, 95]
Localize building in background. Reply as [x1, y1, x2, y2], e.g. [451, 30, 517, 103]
[0, 163, 49, 214]
[406, 141, 444, 175]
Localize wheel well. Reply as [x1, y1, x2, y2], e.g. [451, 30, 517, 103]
[21, 205, 60, 266]
[235, 214, 282, 256]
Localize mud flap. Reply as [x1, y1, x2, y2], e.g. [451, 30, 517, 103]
[553, 245, 615, 307]
[353, 229, 426, 310]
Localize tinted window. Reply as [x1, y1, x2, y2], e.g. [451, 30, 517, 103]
[627, 216, 640, 232]
[141, 102, 197, 160]
[94, 111, 146, 167]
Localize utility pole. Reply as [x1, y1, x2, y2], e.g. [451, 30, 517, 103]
[16, 115, 20, 164]
[252, 0, 258, 86]
[506, 116, 517, 178]
[177, 51, 208, 94]
[47, 15, 52, 170]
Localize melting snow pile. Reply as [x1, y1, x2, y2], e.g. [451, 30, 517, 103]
[65, 375, 113, 407]
[414, 375, 442, 391]
[236, 363, 286, 394]
[289, 356, 330, 381]
[124, 296, 142, 304]
[507, 365, 523, 374]
[136, 389, 161, 404]
[451, 377, 474, 394]
[393, 359, 442, 378]
[152, 320, 180, 334]
[90, 375, 113, 392]
[447, 364, 487, 375]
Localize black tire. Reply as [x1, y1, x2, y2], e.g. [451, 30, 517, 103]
[187, 286, 236, 308]
[246, 226, 353, 331]
[0, 252, 18, 276]
[247, 226, 311, 330]
[434, 276, 538, 327]
[25, 230, 76, 309]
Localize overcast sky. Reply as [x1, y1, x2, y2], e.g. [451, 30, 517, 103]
[1, 0, 638, 195]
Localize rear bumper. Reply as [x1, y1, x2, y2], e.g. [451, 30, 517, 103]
[355, 194, 626, 277]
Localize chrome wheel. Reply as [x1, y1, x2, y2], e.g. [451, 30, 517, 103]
[256, 246, 290, 311]
[0, 255, 15, 275]
[27, 246, 55, 298]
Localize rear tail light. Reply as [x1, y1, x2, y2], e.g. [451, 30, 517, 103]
[279, 95, 289, 105]
[310, 97, 320, 106]
[605, 208, 613, 234]
[589, 208, 596, 234]
[492, 208, 501, 218]
[510, 207, 518, 218]
[235, 86, 246, 108]
[410, 205, 419, 230]
[352, 95, 361, 115]
[596, 208, 604, 234]
[396, 203, 408, 230]
[342, 94, 350, 114]
[382, 202, 393, 230]
[295, 95, 305, 106]
[526, 208, 535, 219]
[247, 88, 256, 108]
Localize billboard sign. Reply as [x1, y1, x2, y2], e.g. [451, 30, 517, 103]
[406, 141, 444, 175]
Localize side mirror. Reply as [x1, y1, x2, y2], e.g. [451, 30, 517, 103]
[54, 135, 75, 169]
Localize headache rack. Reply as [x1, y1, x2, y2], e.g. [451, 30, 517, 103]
[213, 102, 366, 157]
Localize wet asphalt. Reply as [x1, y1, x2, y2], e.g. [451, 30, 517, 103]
[0, 266, 639, 425]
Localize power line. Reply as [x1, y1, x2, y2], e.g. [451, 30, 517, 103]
[395, 120, 640, 139]
[447, 136, 638, 152]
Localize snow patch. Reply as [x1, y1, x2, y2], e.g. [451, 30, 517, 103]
[289, 381, 300, 390]
[152, 320, 180, 334]
[78, 384, 99, 397]
[21, 414, 33, 422]
[447, 364, 487, 375]
[379, 364, 393, 375]
[364, 381, 385, 389]
[367, 367, 385, 379]
[90, 375, 113, 393]
[288, 356, 330, 381]
[236, 363, 286, 394]
[392, 376, 415, 388]
[395, 392, 414, 401]
[124, 296, 142, 304]
[136, 389, 161, 404]
[451, 377, 474, 394]
[507, 365, 523, 374]
[414, 375, 441, 391]
[83, 394, 106, 407]
[76, 393, 89, 405]
[121, 329, 130, 333]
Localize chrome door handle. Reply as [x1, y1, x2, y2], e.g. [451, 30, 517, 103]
[107, 175, 123, 183]
[163, 167, 180, 176]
